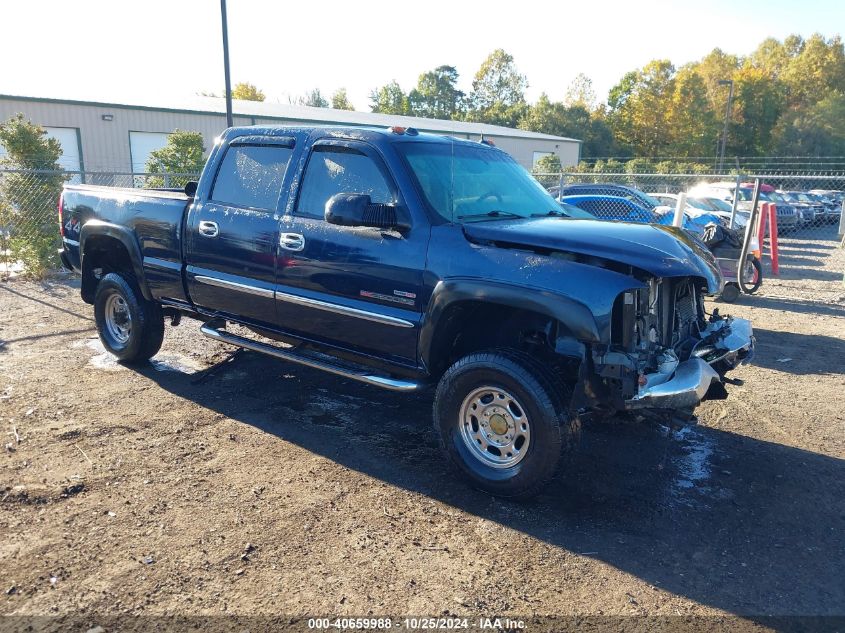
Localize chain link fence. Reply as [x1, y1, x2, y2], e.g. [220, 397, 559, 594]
[536, 171, 845, 304]
[2, 167, 844, 305]
[0, 169, 199, 278]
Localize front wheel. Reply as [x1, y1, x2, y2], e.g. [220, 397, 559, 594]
[433, 350, 580, 499]
[738, 256, 763, 294]
[94, 272, 164, 363]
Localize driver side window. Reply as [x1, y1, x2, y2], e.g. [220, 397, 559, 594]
[296, 146, 395, 219]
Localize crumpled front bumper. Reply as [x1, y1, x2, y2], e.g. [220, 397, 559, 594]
[625, 317, 754, 411]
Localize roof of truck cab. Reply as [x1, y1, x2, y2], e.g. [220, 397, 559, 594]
[223, 125, 508, 147]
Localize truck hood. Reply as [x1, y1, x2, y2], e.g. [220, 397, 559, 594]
[462, 217, 722, 293]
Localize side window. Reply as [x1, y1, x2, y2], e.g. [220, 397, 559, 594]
[211, 144, 293, 211]
[296, 146, 395, 219]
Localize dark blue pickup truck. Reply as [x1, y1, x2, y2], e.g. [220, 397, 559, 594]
[59, 125, 753, 498]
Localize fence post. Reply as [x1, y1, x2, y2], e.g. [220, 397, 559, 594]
[738, 179, 762, 289]
[673, 192, 686, 227]
[558, 172, 563, 200]
[728, 173, 742, 229]
[839, 200, 845, 239]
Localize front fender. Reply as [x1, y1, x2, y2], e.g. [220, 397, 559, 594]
[418, 278, 602, 370]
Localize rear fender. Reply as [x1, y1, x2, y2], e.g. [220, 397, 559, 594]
[80, 220, 151, 301]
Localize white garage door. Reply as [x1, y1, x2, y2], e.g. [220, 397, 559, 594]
[129, 131, 170, 174]
[0, 126, 83, 183]
[45, 127, 83, 184]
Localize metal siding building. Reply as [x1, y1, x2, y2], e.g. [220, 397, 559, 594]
[0, 94, 581, 175]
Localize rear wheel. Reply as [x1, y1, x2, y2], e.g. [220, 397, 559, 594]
[94, 272, 164, 363]
[433, 350, 580, 499]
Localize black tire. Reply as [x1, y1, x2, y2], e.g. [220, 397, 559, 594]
[94, 272, 164, 363]
[738, 256, 763, 294]
[433, 349, 580, 499]
[719, 283, 740, 303]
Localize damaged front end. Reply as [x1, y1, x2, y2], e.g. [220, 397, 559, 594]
[576, 277, 754, 416]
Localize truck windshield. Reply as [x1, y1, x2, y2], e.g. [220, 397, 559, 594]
[397, 141, 561, 222]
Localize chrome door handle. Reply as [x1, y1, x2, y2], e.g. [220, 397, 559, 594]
[280, 233, 305, 252]
[198, 220, 219, 237]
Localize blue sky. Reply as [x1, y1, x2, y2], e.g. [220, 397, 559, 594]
[2, 0, 842, 110]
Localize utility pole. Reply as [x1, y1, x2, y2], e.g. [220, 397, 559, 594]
[220, 0, 233, 128]
[717, 79, 734, 173]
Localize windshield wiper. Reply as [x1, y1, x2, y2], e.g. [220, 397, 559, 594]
[530, 209, 567, 217]
[456, 210, 523, 221]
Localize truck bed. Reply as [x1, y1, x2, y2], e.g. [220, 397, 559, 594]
[61, 184, 192, 303]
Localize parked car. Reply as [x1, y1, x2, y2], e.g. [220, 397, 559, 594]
[58, 125, 753, 499]
[557, 183, 671, 213]
[770, 191, 817, 226]
[808, 189, 844, 205]
[689, 183, 799, 232]
[803, 192, 841, 223]
[651, 192, 751, 229]
[561, 195, 723, 235]
[559, 194, 658, 223]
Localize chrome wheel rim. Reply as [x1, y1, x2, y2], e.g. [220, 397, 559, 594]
[104, 293, 131, 345]
[458, 386, 530, 469]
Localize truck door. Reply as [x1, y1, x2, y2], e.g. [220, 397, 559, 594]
[185, 137, 295, 325]
[275, 139, 427, 365]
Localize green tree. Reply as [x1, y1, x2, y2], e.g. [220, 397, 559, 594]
[773, 93, 845, 156]
[331, 88, 354, 111]
[231, 82, 265, 101]
[408, 65, 464, 119]
[0, 114, 67, 277]
[369, 81, 410, 115]
[533, 153, 561, 173]
[466, 49, 528, 128]
[144, 130, 205, 188]
[301, 89, 329, 108]
[730, 65, 784, 156]
[519, 95, 616, 158]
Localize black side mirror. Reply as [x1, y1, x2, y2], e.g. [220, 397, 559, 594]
[324, 193, 406, 231]
[184, 181, 198, 197]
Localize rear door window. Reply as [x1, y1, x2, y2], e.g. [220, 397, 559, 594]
[211, 144, 294, 211]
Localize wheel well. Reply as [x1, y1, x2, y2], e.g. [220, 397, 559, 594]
[81, 236, 135, 304]
[427, 301, 580, 379]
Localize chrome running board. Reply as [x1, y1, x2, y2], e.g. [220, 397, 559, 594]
[199, 320, 422, 392]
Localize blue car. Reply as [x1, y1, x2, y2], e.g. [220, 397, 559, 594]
[560, 195, 660, 223]
[557, 183, 665, 211]
[561, 195, 723, 235]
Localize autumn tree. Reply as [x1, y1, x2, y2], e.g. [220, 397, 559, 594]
[665, 66, 719, 156]
[607, 60, 676, 156]
[231, 82, 265, 101]
[564, 73, 597, 110]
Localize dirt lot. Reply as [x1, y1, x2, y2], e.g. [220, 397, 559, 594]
[1, 276, 843, 631]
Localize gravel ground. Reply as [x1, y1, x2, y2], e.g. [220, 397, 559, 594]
[1, 277, 843, 632]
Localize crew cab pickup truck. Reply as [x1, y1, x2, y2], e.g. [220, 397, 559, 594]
[59, 125, 754, 498]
